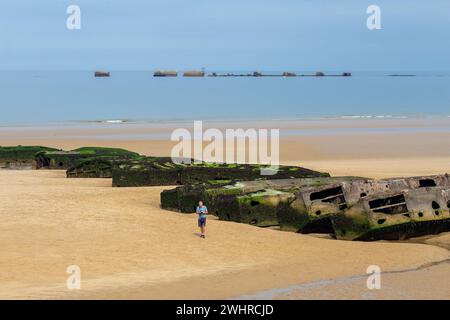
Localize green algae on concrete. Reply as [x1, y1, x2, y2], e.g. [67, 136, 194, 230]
[160, 180, 235, 213]
[160, 174, 450, 240]
[161, 177, 349, 228]
[113, 157, 184, 187]
[71, 147, 140, 157]
[278, 175, 450, 235]
[113, 159, 330, 187]
[66, 157, 120, 178]
[160, 177, 359, 228]
[332, 187, 450, 241]
[0, 146, 59, 169]
[234, 190, 295, 227]
[66, 148, 142, 178]
[36, 147, 141, 172]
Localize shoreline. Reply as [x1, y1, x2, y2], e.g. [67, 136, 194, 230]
[1, 114, 450, 130]
[237, 260, 450, 300]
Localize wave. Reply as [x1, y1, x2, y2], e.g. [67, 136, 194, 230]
[103, 119, 127, 124]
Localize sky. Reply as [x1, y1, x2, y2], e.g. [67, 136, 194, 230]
[0, 0, 449, 71]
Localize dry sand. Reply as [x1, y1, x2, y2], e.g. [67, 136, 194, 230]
[0, 170, 448, 300]
[1, 119, 450, 299]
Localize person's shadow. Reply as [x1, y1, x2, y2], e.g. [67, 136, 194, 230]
[193, 232, 203, 238]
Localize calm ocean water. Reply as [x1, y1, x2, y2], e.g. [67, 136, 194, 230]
[0, 71, 449, 124]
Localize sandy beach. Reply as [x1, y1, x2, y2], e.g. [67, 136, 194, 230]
[1, 118, 450, 299]
[2, 0, 450, 303]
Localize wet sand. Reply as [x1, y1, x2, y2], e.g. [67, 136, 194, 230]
[1, 118, 450, 299]
[2, 118, 450, 178]
[239, 261, 450, 300]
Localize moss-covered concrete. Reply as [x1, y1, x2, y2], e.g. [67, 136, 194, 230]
[36, 147, 141, 172]
[161, 177, 361, 230]
[0, 146, 59, 169]
[66, 158, 118, 178]
[160, 181, 234, 213]
[113, 159, 330, 187]
[332, 187, 450, 240]
[161, 175, 450, 241]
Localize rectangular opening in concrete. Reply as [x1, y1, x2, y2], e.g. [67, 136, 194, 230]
[310, 186, 343, 201]
[419, 179, 437, 188]
[310, 186, 346, 208]
[369, 194, 408, 214]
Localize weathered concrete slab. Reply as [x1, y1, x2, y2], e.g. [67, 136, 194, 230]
[332, 187, 450, 241]
[278, 175, 450, 234]
[66, 158, 124, 178]
[160, 177, 362, 227]
[161, 174, 450, 239]
[36, 147, 140, 171]
[113, 160, 330, 187]
[0, 146, 59, 169]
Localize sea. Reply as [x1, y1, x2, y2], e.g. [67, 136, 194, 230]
[0, 70, 449, 125]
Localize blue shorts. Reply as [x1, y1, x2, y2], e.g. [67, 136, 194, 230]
[198, 217, 206, 227]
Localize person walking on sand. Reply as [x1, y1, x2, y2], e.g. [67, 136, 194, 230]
[196, 200, 208, 238]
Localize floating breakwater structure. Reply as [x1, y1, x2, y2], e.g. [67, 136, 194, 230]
[94, 71, 111, 77]
[86, 70, 357, 78]
[183, 70, 205, 77]
[144, 70, 354, 77]
[153, 70, 178, 77]
[207, 71, 352, 77]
